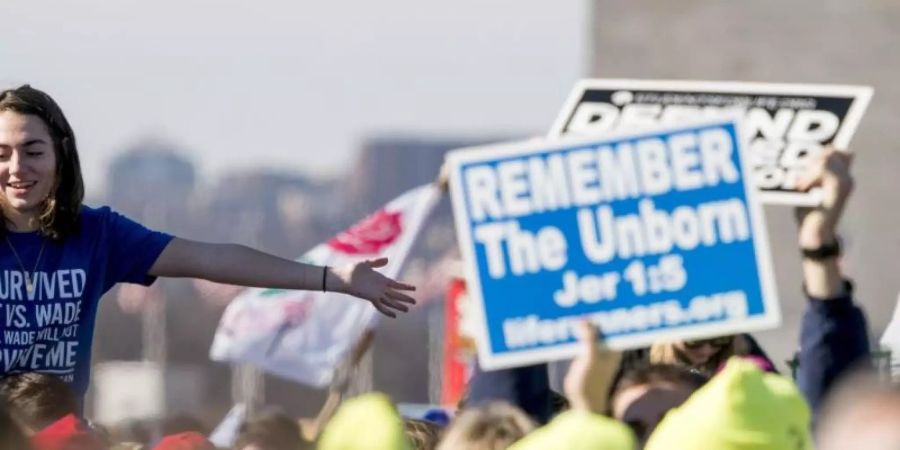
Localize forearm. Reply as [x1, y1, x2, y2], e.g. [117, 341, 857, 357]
[801, 257, 845, 299]
[199, 243, 326, 289]
[151, 239, 336, 292]
[799, 210, 845, 299]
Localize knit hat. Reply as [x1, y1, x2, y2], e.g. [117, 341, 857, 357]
[31, 414, 106, 450]
[645, 357, 812, 450]
[508, 410, 636, 450]
[152, 432, 215, 450]
[318, 393, 411, 450]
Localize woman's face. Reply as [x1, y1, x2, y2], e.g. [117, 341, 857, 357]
[673, 337, 731, 367]
[0, 111, 57, 222]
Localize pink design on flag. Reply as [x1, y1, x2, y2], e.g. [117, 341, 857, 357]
[327, 209, 403, 255]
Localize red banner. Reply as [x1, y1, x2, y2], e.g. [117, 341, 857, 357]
[441, 277, 471, 406]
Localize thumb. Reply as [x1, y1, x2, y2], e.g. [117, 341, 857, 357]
[575, 321, 599, 356]
[366, 257, 389, 268]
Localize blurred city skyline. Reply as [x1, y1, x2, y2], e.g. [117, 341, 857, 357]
[0, 0, 589, 194]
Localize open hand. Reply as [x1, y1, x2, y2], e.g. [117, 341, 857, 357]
[331, 258, 417, 318]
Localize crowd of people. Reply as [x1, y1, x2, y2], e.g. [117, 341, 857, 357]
[1, 83, 897, 449]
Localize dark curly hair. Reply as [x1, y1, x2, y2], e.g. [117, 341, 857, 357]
[0, 85, 84, 239]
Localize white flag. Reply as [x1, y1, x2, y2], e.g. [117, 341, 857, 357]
[209, 184, 442, 387]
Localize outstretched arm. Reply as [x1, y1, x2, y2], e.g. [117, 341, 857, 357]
[148, 238, 415, 317]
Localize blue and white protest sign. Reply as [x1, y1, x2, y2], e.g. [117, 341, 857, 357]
[447, 116, 779, 370]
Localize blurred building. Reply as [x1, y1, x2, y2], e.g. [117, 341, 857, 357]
[199, 171, 338, 256]
[106, 139, 196, 233]
[345, 136, 507, 213]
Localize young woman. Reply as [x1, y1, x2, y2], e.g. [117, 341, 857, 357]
[0, 85, 416, 398]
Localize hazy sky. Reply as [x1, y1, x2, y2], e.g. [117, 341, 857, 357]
[1, 0, 588, 193]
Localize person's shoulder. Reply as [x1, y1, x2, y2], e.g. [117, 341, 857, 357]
[77, 205, 116, 224]
[76, 205, 140, 233]
[54, 205, 116, 241]
[78, 205, 160, 237]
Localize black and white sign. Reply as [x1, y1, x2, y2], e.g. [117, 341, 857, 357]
[549, 80, 872, 205]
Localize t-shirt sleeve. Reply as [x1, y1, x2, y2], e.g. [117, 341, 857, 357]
[104, 209, 175, 286]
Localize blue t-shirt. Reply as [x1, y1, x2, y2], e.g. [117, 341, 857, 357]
[0, 206, 173, 396]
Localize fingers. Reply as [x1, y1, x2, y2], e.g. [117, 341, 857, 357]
[382, 298, 410, 313]
[797, 152, 827, 192]
[574, 321, 599, 357]
[575, 320, 598, 344]
[366, 257, 389, 268]
[823, 150, 852, 178]
[798, 147, 853, 192]
[372, 295, 414, 318]
[373, 300, 397, 318]
[388, 280, 416, 291]
[826, 153, 854, 194]
[386, 290, 416, 305]
[362, 260, 415, 291]
[814, 149, 854, 212]
[354, 257, 419, 317]
[575, 321, 620, 361]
